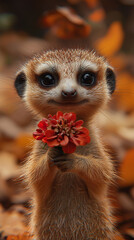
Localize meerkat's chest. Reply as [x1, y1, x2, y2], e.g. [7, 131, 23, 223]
[45, 173, 91, 216]
[40, 173, 106, 240]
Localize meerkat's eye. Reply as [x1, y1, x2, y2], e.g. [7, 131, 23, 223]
[79, 71, 96, 87]
[37, 73, 57, 87]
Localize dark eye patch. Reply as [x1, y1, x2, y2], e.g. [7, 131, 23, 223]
[14, 72, 26, 98]
[106, 68, 116, 94]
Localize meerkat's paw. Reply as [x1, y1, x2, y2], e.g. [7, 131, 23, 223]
[50, 156, 73, 172]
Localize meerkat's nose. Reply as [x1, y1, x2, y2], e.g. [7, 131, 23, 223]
[61, 89, 77, 98]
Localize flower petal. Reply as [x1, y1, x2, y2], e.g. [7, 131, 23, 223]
[42, 137, 47, 143]
[38, 119, 48, 130]
[77, 135, 90, 145]
[48, 114, 57, 120]
[80, 127, 89, 135]
[81, 137, 90, 145]
[50, 119, 57, 125]
[56, 111, 63, 120]
[74, 127, 90, 145]
[62, 141, 76, 154]
[33, 133, 44, 140]
[45, 129, 55, 138]
[47, 135, 57, 140]
[33, 129, 44, 140]
[71, 136, 80, 146]
[64, 112, 76, 122]
[48, 114, 53, 118]
[60, 135, 69, 146]
[46, 139, 60, 147]
[75, 120, 84, 128]
[69, 112, 76, 121]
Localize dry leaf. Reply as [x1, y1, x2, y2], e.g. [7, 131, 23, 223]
[0, 176, 12, 201]
[0, 33, 47, 58]
[0, 117, 23, 138]
[114, 235, 125, 240]
[114, 72, 134, 111]
[0, 75, 32, 126]
[119, 149, 134, 186]
[0, 152, 20, 180]
[15, 134, 33, 151]
[0, 208, 28, 236]
[0, 76, 18, 115]
[109, 55, 126, 71]
[95, 21, 124, 57]
[118, 192, 134, 211]
[125, 228, 134, 237]
[84, 0, 99, 8]
[88, 8, 105, 22]
[41, 7, 91, 39]
[7, 234, 33, 240]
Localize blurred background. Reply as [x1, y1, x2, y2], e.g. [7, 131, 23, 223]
[0, 0, 134, 239]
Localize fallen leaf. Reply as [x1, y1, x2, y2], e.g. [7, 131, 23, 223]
[88, 8, 105, 22]
[114, 72, 134, 111]
[0, 152, 20, 180]
[109, 55, 126, 71]
[84, 0, 99, 8]
[0, 139, 27, 160]
[41, 7, 91, 39]
[15, 134, 33, 150]
[0, 76, 18, 115]
[0, 117, 23, 138]
[57, 7, 87, 25]
[0, 75, 32, 126]
[0, 176, 12, 201]
[119, 149, 134, 186]
[95, 21, 124, 57]
[118, 192, 134, 211]
[11, 190, 31, 205]
[114, 236, 125, 240]
[125, 228, 134, 237]
[7, 234, 33, 240]
[0, 33, 47, 58]
[0, 208, 28, 236]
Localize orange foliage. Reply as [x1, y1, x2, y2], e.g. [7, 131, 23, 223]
[119, 149, 134, 186]
[114, 236, 125, 240]
[53, 21, 90, 39]
[15, 134, 33, 150]
[89, 8, 105, 22]
[7, 234, 33, 240]
[115, 72, 134, 111]
[84, 0, 99, 8]
[95, 21, 124, 57]
[110, 55, 126, 71]
[41, 7, 91, 39]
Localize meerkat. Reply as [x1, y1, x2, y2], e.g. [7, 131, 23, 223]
[14, 49, 119, 240]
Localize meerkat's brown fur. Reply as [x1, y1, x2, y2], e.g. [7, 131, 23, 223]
[15, 49, 120, 239]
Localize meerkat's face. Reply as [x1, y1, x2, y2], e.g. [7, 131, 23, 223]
[15, 49, 115, 119]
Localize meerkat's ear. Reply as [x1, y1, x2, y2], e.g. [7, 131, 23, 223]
[106, 68, 116, 94]
[14, 71, 26, 98]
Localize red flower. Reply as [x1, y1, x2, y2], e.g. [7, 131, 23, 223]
[33, 111, 90, 154]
